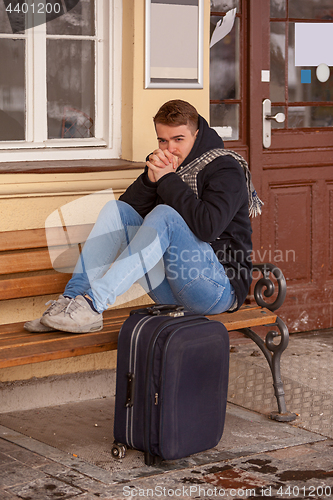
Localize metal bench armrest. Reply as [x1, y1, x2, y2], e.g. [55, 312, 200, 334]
[252, 263, 287, 312]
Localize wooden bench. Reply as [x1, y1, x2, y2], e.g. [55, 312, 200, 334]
[0, 227, 296, 422]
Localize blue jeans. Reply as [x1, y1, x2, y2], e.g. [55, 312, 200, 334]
[64, 201, 236, 315]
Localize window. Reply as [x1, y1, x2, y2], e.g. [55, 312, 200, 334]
[209, 0, 243, 142]
[270, 0, 333, 131]
[0, 0, 121, 161]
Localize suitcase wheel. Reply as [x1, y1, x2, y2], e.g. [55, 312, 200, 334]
[111, 442, 126, 459]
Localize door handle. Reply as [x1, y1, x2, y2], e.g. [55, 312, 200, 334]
[265, 112, 285, 123]
[262, 99, 285, 148]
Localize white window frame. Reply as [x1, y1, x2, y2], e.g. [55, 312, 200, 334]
[0, 0, 122, 162]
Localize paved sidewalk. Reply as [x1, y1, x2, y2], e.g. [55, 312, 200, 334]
[0, 330, 332, 499]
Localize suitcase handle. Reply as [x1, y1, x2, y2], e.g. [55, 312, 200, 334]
[130, 304, 184, 316]
[125, 372, 135, 407]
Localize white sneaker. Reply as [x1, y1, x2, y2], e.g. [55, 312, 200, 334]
[24, 295, 71, 333]
[40, 295, 103, 333]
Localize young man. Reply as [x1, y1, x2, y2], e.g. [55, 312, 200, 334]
[25, 100, 253, 334]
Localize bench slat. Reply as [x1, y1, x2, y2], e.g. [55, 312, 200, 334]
[0, 228, 47, 251]
[0, 332, 119, 368]
[0, 274, 69, 300]
[0, 249, 53, 275]
[0, 326, 121, 350]
[0, 306, 276, 369]
[0, 247, 82, 276]
[0, 306, 132, 338]
[212, 306, 276, 331]
[0, 225, 93, 252]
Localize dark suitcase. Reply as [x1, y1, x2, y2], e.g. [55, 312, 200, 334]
[112, 304, 229, 465]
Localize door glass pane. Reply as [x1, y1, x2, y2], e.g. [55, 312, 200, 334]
[210, 103, 239, 140]
[47, 0, 95, 36]
[289, 0, 333, 20]
[0, 39, 25, 141]
[270, 0, 286, 18]
[210, 1, 239, 12]
[270, 22, 285, 102]
[210, 16, 240, 100]
[47, 40, 95, 139]
[288, 23, 333, 104]
[270, 2, 333, 131]
[288, 106, 333, 127]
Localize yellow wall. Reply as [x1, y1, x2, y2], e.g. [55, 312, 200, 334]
[0, 1, 211, 382]
[121, 0, 211, 162]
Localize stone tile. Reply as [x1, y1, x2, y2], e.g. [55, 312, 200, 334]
[0, 440, 21, 454]
[0, 462, 46, 488]
[0, 452, 16, 466]
[8, 477, 84, 500]
[265, 444, 314, 460]
[6, 448, 54, 468]
[57, 473, 109, 496]
[0, 489, 21, 500]
[40, 462, 75, 476]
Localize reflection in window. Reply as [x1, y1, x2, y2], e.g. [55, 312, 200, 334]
[47, 40, 95, 139]
[210, 0, 239, 12]
[0, 39, 25, 141]
[288, 0, 333, 20]
[210, 17, 239, 100]
[270, 22, 285, 102]
[210, 103, 239, 141]
[0, 1, 15, 33]
[270, 0, 286, 18]
[209, 1, 240, 142]
[47, 0, 95, 36]
[289, 107, 333, 128]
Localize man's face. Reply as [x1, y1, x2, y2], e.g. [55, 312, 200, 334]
[155, 123, 198, 166]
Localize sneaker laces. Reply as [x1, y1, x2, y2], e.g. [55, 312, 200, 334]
[43, 299, 59, 316]
[43, 296, 68, 316]
[64, 298, 84, 316]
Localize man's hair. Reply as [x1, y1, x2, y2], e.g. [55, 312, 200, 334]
[153, 100, 199, 134]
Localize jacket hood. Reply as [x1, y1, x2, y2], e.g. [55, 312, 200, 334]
[179, 115, 224, 168]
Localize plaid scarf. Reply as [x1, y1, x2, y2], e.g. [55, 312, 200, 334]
[176, 148, 263, 217]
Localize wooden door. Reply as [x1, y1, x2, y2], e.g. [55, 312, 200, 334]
[210, 0, 333, 332]
[248, 0, 333, 332]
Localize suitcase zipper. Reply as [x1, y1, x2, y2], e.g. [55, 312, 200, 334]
[126, 315, 152, 448]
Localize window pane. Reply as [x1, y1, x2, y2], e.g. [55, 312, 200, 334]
[210, 1, 239, 12]
[47, 0, 95, 36]
[210, 16, 240, 100]
[288, 23, 333, 104]
[0, 39, 25, 141]
[289, 0, 333, 20]
[210, 103, 239, 140]
[288, 106, 333, 128]
[0, 1, 16, 33]
[270, 22, 285, 102]
[270, 0, 286, 18]
[47, 40, 95, 139]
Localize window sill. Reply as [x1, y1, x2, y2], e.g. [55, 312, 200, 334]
[0, 159, 145, 174]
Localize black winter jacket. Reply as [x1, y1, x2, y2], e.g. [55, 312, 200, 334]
[119, 115, 253, 309]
